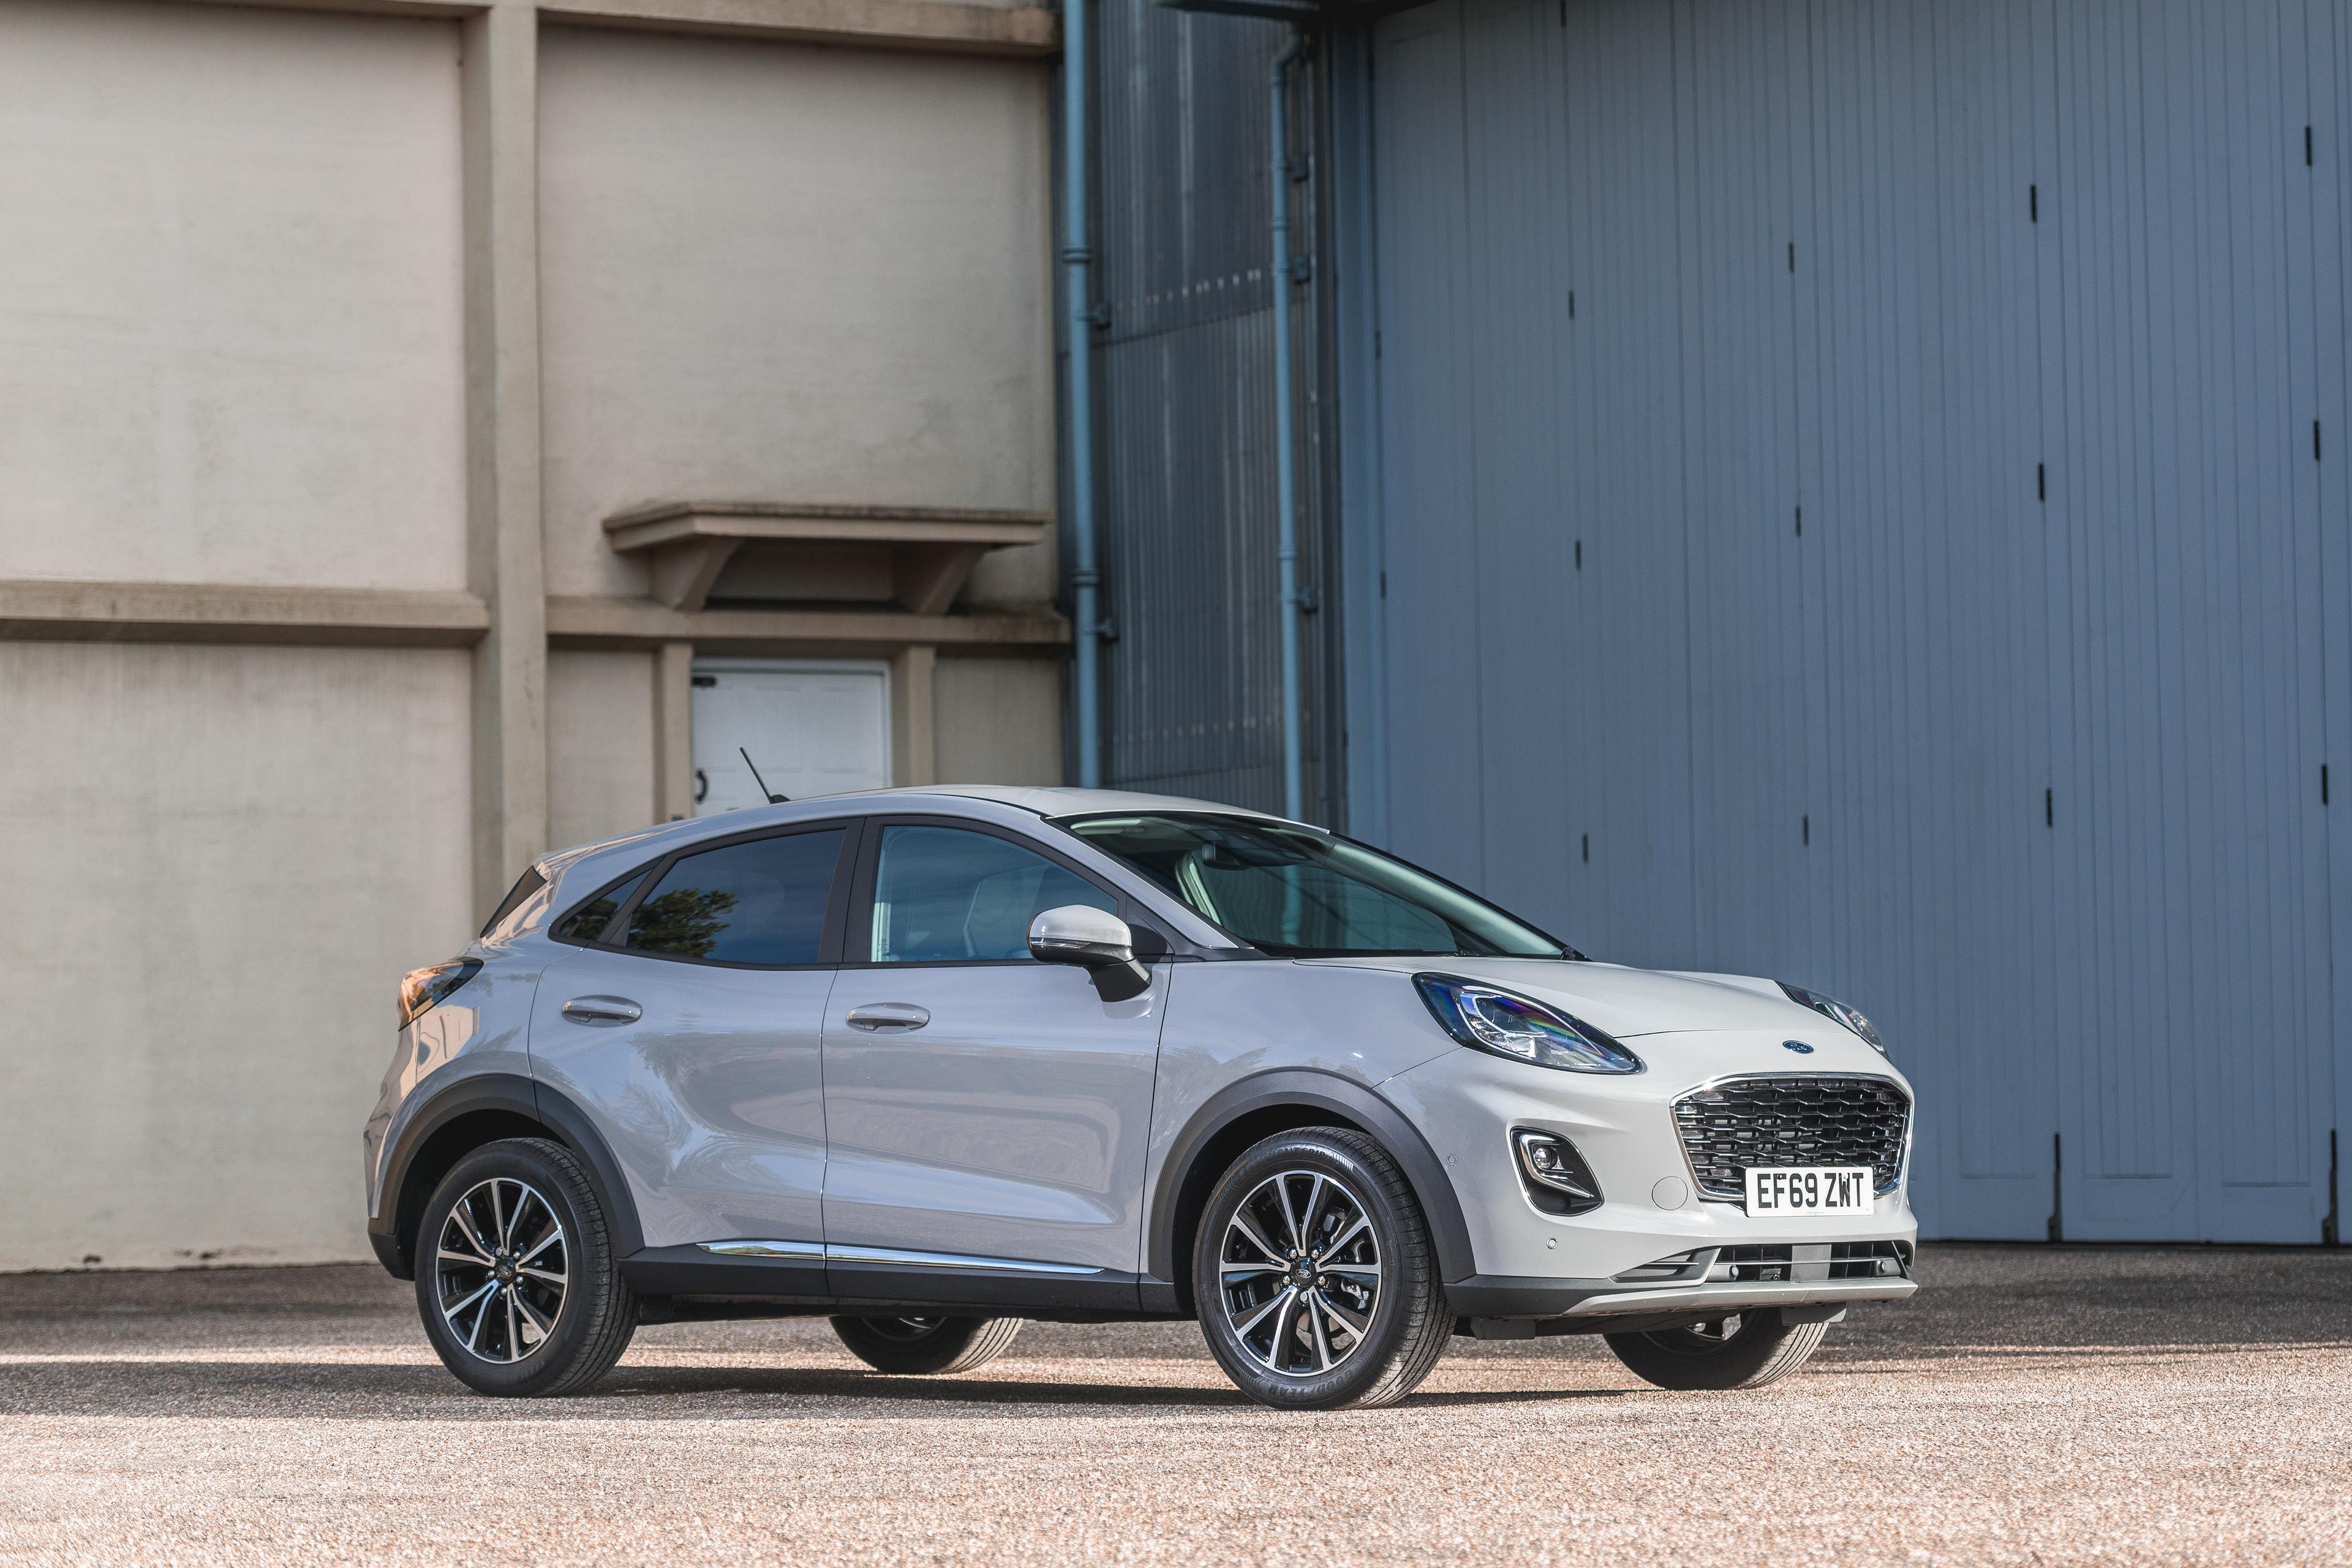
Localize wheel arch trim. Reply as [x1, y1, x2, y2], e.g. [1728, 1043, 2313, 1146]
[371, 1072, 644, 1280]
[1145, 1068, 1477, 1309]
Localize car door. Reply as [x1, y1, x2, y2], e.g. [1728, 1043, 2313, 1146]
[821, 818, 1170, 1300]
[528, 821, 856, 1274]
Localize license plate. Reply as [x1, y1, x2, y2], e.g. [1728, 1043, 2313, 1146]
[1743, 1166, 1874, 1216]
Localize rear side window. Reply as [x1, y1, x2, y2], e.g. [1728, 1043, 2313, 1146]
[624, 828, 845, 965]
[869, 825, 1115, 963]
[553, 872, 644, 944]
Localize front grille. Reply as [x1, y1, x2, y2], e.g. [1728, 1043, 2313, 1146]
[1672, 1075, 1911, 1200]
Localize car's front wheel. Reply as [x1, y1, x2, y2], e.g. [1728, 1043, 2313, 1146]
[830, 1315, 1025, 1374]
[1192, 1128, 1452, 1410]
[415, 1137, 637, 1396]
[1604, 1308, 1827, 1390]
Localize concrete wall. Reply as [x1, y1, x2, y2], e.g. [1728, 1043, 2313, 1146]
[537, 26, 1058, 605]
[936, 655, 1062, 785]
[0, 1, 468, 592]
[548, 649, 658, 850]
[0, 0, 1064, 1273]
[0, 0, 477, 1272]
[0, 644, 473, 1271]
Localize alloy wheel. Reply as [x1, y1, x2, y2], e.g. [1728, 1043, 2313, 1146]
[1218, 1169, 1382, 1376]
[435, 1177, 568, 1363]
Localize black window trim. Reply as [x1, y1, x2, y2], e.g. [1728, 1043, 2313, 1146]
[546, 818, 863, 971]
[481, 864, 548, 938]
[840, 813, 1177, 971]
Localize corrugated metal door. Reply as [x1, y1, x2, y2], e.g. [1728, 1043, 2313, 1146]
[1362, 0, 2343, 1241]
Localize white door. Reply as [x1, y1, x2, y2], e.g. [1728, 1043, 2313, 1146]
[692, 659, 890, 813]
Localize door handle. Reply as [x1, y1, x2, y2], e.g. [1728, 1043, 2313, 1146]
[845, 1002, 930, 1032]
[562, 995, 642, 1026]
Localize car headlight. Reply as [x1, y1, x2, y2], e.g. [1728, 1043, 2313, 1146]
[1778, 981, 1887, 1054]
[399, 959, 481, 1029]
[1412, 974, 1643, 1074]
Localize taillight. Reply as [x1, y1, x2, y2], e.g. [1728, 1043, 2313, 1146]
[399, 959, 482, 1028]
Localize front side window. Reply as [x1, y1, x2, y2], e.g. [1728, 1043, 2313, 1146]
[620, 828, 845, 965]
[1058, 813, 1569, 959]
[869, 826, 1115, 963]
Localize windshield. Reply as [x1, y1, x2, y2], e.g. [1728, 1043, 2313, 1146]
[1055, 812, 1573, 959]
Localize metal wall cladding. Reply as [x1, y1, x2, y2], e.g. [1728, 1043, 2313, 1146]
[1366, 0, 2347, 1243]
[1091, 0, 1343, 818]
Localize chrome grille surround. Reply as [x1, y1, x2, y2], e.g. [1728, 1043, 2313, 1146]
[1671, 1074, 1912, 1200]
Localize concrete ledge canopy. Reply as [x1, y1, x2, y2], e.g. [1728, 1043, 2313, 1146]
[603, 502, 1052, 614]
[0, 580, 491, 648]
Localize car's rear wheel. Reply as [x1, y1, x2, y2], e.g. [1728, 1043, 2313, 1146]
[1192, 1128, 1451, 1411]
[830, 1314, 1025, 1374]
[1603, 1308, 1827, 1390]
[415, 1137, 636, 1396]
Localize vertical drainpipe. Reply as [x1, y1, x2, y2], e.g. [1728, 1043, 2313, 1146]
[1063, 0, 1104, 788]
[1270, 27, 1308, 821]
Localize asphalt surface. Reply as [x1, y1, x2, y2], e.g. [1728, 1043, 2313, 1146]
[1, 1245, 2347, 1567]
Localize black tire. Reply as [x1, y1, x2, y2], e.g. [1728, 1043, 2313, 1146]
[1604, 1308, 1827, 1391]
[415, 1137, 637, 1397]
[1192, 1127, 1451, 1411]
[830, 1314, 1025, 1374]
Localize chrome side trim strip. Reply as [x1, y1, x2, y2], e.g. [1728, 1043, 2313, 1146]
[824, 1244, 1105, 1276]
[693, 1240, 1103, 1276]
[698, 1240, 824, 1261]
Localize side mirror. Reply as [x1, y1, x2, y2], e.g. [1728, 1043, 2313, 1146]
[1028, 905, 1153, 1003]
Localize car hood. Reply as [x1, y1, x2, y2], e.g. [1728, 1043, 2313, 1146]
[1296, 956, 1822, 1039]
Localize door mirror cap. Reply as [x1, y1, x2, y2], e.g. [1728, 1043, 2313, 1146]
[1028, 905, 1152, 1003]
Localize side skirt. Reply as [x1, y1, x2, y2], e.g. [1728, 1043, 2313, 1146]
[620, 1244, 1183, 1322]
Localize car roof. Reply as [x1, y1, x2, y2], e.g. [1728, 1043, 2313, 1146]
[538, 786, 1297, 875]
[872, 785, 1292, 821]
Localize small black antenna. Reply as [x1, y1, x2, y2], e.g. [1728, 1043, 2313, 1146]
[740, 747, 788, 804]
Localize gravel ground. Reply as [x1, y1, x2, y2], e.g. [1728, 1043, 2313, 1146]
[1, 1245, 2347, 1567]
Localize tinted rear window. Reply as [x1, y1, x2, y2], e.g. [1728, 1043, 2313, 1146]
[624, 829, 845, 965]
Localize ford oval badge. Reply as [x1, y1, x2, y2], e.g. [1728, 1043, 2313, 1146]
[1782, 1039, 1815, 1054]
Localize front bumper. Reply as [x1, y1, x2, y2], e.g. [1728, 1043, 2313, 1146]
[1449, 1238, 1918, 1319]
[1383, 1031, 1921, 1301]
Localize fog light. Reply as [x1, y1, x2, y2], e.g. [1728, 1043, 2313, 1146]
[1511, 1130, 1604, 1216]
